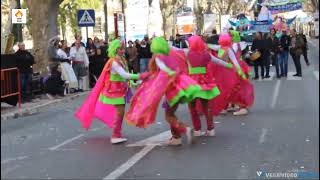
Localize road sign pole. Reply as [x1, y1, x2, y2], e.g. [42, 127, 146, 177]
[86, 27, 89, 43]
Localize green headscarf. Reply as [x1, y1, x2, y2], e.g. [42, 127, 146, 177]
[108, 39, 122, 58]
[150, 37, 170, 55]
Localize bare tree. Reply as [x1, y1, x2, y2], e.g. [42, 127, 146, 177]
[193, 0, 206, 35]
[212, 0, 235, 32]
[159, 0, 183, 39]
[25, 0, 63, 73]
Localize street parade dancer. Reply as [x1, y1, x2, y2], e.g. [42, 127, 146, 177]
[228, 30, 253, 115]
[75, 39, 150, 144]
[125, 37, 205, 146]
[184, 35, 234, 137]
[207, 33, 254, 116]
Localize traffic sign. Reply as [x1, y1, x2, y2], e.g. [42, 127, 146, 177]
[77, 9, 95, 27]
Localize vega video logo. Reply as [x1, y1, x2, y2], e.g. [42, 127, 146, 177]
[257, 170, 319, 179]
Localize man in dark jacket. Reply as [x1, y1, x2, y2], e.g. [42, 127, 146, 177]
[263, 33, 273, 78]
[173, 34, 188, 48]
[278, 30, 291, 77]
[206, 29, 219, 44]
[15, 42, 35, 102]
[270, 29, 281, 78]
[289, 29, 305, 77]
[299, 31, 310, 66]
[251, 32, 265, 79]
[138, 40, 152, 72]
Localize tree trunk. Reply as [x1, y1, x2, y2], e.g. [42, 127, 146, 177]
[25, 0, 62, 74]
[1, 0, 17, 54]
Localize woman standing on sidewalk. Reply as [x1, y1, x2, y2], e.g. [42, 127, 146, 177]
[75, 39, 150, 144]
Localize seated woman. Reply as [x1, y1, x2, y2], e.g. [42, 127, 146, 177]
[45, 64, 65, 99]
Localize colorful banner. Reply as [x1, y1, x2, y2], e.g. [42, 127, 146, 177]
[251, 20, 272, 32]
[268, 2, 302, 14]
[261, 0, 302, 6]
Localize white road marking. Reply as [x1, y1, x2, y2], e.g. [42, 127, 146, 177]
[313, 71, 319, 80]
[103, 145, 156, 180]
[48, 134, 84, 151]
[1, 156, 28, 165]
[259, 128, 268, 144]
[270, 80, 281, 109]
[91, 126, 105, 131]
[102, 131, 172, 179]
[126, 131, 171, 147]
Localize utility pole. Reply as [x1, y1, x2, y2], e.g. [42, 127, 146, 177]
[121, 0, 126, 44]
[16, 0, 23, 42]
[104, 0, 108, 42]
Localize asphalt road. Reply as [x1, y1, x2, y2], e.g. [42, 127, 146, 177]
[1, 40, 319, 179]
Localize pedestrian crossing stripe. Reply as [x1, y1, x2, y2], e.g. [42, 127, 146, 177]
[79, 10, 94, 24]
[313, 71, 319, 80]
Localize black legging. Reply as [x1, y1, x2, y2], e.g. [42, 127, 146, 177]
[263, 52, 271, 77]
[254, 57, 264, 78]
[302, 48, 309, 65]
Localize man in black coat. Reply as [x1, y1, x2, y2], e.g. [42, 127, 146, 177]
[278, 30, 291, 77]
[299, 31, 310, 66]
[15, 42, 35, 102]
[206, 29, 219, 44]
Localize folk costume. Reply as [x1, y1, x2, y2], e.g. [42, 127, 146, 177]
[75, 39, 149, 144]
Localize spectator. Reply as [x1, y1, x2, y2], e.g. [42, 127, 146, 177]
[279, 30, 291, 77]
[289, 29, 305, 77]
[144, 35, 150, 44]
[57, 40, 78, 90]
[138, 40, 152, 72]
[206, 29, 219, 44]
[263, 32, 273, 78]
[270, 28, 281, 78]
[70, 39, 89, 92]
[71, 34, 85, 47]
[251, 32, 264, 80]
[48, 36, 70, 73]
[134, 39, 141, 49]
[15, 42, 35, 103]
[126, 40, 139, 73]
[45, 64, 65, 99]
[299, 30, 310, 66]
[173, 34, 182, 48]
[173, 34, 188, 48]
[86, 38, 96, 64]
[94, 37, 101, 48]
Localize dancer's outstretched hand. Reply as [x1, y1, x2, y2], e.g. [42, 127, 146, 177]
[139, 72, 152, 80]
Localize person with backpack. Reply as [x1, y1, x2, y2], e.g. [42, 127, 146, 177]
[289, 29, 305, 77]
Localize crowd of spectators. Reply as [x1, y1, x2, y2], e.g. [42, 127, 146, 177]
[11, 29, 309, 103]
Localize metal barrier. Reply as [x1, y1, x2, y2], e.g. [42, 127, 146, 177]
[1, 67, 21, 108]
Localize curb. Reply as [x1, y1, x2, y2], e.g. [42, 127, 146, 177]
[1, 92, 89, 122]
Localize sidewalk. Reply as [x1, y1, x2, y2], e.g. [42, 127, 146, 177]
[1, 91, 89, 121]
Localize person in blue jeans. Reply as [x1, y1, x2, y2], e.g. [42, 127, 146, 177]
[278, 30, 290, 77]
[138, 39, 152, 72]
[15, 42, 35, 103]
[270, 29, 281, 78]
